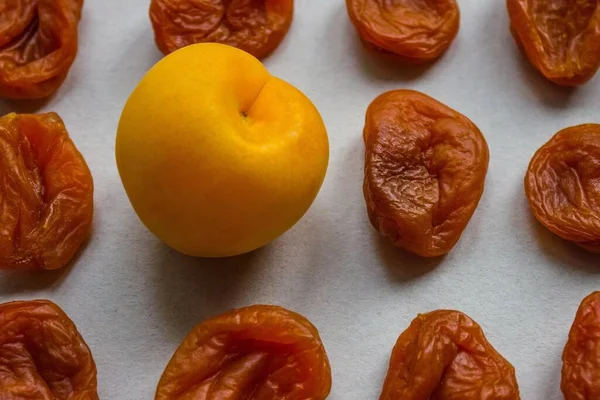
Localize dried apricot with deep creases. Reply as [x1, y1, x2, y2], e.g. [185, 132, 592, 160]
[155, 305, 332, 400]
[525, 124, 600, 253]
[0, 299, 98, 399]
[507, 0, 600, 86]
[149, 0, 294, 59]
[562, 292, 600, 400]
[380, 310, 521, 400]
[0, 0, 84, 99]
[0, 112, 93, 270]
[346, 0, 460, 63]
[363, 90, 489, 257]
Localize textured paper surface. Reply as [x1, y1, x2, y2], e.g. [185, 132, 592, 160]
[0, 1, 599, 398]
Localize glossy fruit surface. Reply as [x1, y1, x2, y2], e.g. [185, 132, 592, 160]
[346, 0, 460, 62]
[156, 305, 332, 400]
[525, 124, 600, 252]
[380, 310, 520, 399]
[507, 0, 600, 86]
[0, 299, 98, 399]
[364, 90, 489, 257]
[116, 43, 329, 257]
[0, 0, 84, 98]
[562, 292, 600, 400]
[0, 112, 93, 270]
[150, 0, 294, 59]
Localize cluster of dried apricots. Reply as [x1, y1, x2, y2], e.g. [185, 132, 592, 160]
[0, 0, 599, 398]
[3, 295, 600, 398]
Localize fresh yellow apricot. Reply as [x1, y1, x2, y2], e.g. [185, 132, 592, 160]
[116, 44, 329, 257]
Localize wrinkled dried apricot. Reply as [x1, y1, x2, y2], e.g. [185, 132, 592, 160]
[562, 292, 600, 400]
[0, 299, 98, 399]
[380, 310, 521, 399]
[149, 0, 294, 59]
[0, 0, 84, 99]
[0, 112, 93, 270]
[507, 0, 600, 86]
[346, 0, 460, 63]
[363, 90, 489, 257]
[155, 305, 332, 400]
[525, 124, 600, 252]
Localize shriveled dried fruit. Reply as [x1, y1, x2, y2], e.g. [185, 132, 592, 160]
[346, 0, 460, 63]
[363, 90, 489, 257]
[380, 310, 520, 400]
[155, 305, 332, 400]
[0, 112, 94, 270]
[525, 124, 600, 253]
[507, 0, 600, 86]
[0, 299, 98, 399]
[149, 0, 294, 59]
[562, 292, 600, 400]
[0, 0, 84, 99]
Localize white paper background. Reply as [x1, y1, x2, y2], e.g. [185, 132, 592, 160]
[1, 1, 599, 398]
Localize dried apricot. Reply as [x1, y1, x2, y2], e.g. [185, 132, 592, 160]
[562, 292, 600, 400]
[0, 0, 84, 99]
[380, 310, 521, 400]
[525, 124, 600, 252]
[346, 0, 460, 63]
[149, 0, 294, 59]
[155, 305, 332, 400]
[0, 299, 98, 399]
[363, 90, 489, 257]
[507, 0, 600, 86]
[0, 112, 93, 270]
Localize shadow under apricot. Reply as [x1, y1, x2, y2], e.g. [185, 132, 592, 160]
[152, 243, 270, 341]
[528, 211, 599, 272]
[0, 226, 93, 294]
[335, 0, 434, 83]
[514, 52, 578, 108]
[349, 34, 435, 82]
[372, 231, 443, 282]
[0, 97, 52, 116]
[0, 258, 75, 294]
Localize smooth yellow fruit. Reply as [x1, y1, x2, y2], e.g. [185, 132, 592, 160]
[115, 43, 329, 257]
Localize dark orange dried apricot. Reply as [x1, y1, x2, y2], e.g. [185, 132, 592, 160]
[380, 310, 521, 399]
[363, 90, 489, 257]
[156, 305, 332, 400]
[346, 0, 460, 63]
[0, 0, 84, 99]
[0, 112, 93, 270]
[562, 292, 600, 400]
[525, 124, 600, 252]
[149, 0, 294, 59]
[0, 299, 98, 399]
[507, 0, 600, 86]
